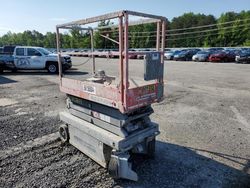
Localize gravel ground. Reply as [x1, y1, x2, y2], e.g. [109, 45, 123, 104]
[0, 58, 250, 188]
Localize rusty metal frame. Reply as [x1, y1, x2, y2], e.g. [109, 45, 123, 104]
[56, 10, 166, 113]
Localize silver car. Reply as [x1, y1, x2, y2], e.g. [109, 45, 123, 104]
[164, 51, 174, 60]
[192, 51, 211, 62]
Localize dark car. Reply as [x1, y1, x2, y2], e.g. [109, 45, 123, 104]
[2, 45, 16, 54]
[0, 61, 4, 73]
[174, 49, 200, 61]
[208, 47, 224, 52]
[0, 46, 16, 72]
[209, 51, 236, 62]
[235, 50, 250, 64]
[231, 49, 242, 56]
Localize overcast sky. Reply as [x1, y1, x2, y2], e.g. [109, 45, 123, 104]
[0, 0, 249, 35]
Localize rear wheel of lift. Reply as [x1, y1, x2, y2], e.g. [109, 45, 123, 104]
[146, 138, 155, 159]
[59, 124, 69, 143]
[108, 156, 119, 179]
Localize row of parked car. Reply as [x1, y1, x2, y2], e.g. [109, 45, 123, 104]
[66, 48, 149, 59]
[164, 48, 250, 63]
[67, 47, 250, 63]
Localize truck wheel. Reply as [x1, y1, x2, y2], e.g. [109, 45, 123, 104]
[59, 124, 69, 143]
[47, 63, 58, 74]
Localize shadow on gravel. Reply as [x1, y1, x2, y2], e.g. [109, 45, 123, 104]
[115, 141, 250, 188]
[0, 75, 17, 84]
[65, 70, 89, 76]
[209, 61, 236, 64]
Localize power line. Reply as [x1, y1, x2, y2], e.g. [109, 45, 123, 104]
[143, 26, 249, 42]
[128, 22, 249, 38]
[167, 22, 250, 36]
[100, 18, 250, 35]
[166, 29, 244, 41]
[167, 18, 250, 32]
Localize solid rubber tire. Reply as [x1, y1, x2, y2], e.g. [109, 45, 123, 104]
[59, 124, 69, 143]
[108, 156, 119, 179]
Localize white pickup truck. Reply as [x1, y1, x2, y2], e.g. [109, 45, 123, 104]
[0, 46, 72, 73]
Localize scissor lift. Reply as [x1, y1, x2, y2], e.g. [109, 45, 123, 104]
[56, 10, 166, 181]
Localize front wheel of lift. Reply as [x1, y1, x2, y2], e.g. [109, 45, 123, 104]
[108, 154, 138, 181]
[108, 156, 119, 179]
[59, 124, 69, 143]
[146, 138, 155, 159]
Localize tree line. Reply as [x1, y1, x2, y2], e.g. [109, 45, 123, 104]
[0, 10, 249, 49]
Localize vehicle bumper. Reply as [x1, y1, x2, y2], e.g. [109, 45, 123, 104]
[0, 63, 4, 71]
[192, 56, 198, 61]
[209, 57, 221, 62]
[236, 57, 250, 63]
[174, 57, 185, 61]
[1, 61, 16, 70]
[62, 62, 72, 70]
[165, 55, 173, 60]
[197, 57, 207, 62]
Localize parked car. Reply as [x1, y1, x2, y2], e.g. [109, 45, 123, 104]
[174, 49, 200, 61]
[235, 50, 250, 64]
[230, 49, 241, 56]
[0, 46, 72, 73]
[0, 61, 4, 73]
[192, 50, 211, 62]
[208, 47, 224, 52]
[0, 46, 17, 71]
[164, 50, 174, 60]
[208, 51, 236, 62]
[0, 45, 16, 54]
[128, 49, 138, 59]
[165, 50, 182, 60]
[110, 49, 119, 58]
[0, 47, 3, 53]
[137, 48, 150, 59]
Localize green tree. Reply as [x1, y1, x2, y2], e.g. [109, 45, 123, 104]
[0, 11, 249, 48]
[44, 32, 56, 48]
[169, 13, 216, 47]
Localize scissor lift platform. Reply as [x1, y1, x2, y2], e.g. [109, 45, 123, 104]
[56, 10, 166, 181]
[59, 96, 159, 181]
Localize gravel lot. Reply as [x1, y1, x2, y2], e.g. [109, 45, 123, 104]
[0, 57, 250, 188]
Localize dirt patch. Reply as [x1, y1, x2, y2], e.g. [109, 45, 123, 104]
[0, 98, 18, 106]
